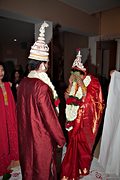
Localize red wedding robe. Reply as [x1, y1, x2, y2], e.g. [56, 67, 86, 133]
[17, 77, 65, 180]
[61, 75, 104, 180]
[0, 82, 19, 176]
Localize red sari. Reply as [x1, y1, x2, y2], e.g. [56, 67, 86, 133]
[0, 82, 19, 176]
[61, 75, 104, 180]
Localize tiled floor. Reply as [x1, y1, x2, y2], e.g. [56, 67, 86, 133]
[83, 158, 120, 180]
[0, 166, 22, 180]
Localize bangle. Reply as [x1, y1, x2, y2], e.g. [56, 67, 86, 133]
[81, 85, 87, 96]
[82, 85, 86, 91]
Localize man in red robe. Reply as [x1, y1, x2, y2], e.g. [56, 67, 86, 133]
[17, 22, 65, 180]
[61, 50, 104, 180]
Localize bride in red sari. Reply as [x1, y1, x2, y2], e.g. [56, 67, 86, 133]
[61, 50, 104, 180]
[0, 62, 19, 176]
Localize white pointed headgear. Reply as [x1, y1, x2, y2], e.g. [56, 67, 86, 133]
[28, 21, 49, 61]
[72, 50, 86, 73]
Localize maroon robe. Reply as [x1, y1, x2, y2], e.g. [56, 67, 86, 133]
[17, 77, 65, 180]
[61, 75, 104, 180]
[0, 82, 19, 176]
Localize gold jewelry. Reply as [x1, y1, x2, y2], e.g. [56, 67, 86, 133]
[81, 84, 87, 96]
[0, 83, 4, 88]
[0, 83, 8, 105]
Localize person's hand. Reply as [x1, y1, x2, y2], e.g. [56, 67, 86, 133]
[64, 92, 69, 100]
[9, 82, 12, 87]
[110, 70, 115, 76]
[69, 74, 75, 85]
[75, 75, 87, 96]
[75, 75, 83, 87]
[57, 145, 62, 148]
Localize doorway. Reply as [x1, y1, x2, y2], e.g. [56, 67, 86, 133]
[96, 40, 117, 79]
[96, 40, 117, 100]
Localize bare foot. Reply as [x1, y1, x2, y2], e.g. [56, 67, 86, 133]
[7, 160, 20, 170]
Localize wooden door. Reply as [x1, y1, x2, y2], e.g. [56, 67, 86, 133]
[96, 40, 117, 79]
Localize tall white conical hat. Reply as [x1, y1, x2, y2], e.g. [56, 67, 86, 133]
[72, 50, 86, 72]
[28, 21, 49, 61]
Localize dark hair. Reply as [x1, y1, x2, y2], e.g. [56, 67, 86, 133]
[0, 61, 5, 67]
[28, 59, 46, 70]
[11, 69, 23, 82]
[0, 61, 7, 81]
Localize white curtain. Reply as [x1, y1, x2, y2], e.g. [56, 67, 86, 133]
[98, 71, 120, 176]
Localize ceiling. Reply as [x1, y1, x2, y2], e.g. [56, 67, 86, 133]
[59, 0, 120, 14]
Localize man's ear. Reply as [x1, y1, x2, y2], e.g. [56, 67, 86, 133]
[39, 63, 45, 71]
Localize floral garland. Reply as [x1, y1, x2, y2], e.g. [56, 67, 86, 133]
[28, 71, 60, 114]
[65, 75, 91, 123]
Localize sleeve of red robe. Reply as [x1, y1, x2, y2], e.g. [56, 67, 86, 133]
[37, 83, 65, 147]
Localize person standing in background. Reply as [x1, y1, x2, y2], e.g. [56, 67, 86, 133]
[11, 69, 23, 102]
[0, 62, 19, 176]
[61, 50, 104, 180]
[17, 21, 65, 180]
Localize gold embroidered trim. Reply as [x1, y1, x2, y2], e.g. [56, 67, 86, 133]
[0, 83, 8, 105]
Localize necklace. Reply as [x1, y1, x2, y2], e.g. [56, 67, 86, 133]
[0, 82, 8, 105]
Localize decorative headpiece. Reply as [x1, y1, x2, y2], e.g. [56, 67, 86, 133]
[28, 21, 49, 61]
[72, 49, 86, 72]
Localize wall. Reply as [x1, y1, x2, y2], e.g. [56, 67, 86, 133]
[1, 1, 120, 81]
[0, 0, 98, 82]
[0, 17, 34, 74]
[100, 7, 120, 38]
[0, 0, 99, 36]
[63, 31, 88, 83]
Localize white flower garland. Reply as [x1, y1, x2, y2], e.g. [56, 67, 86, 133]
[66, 75, 91, 123]
[28, 70, 59, 113]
